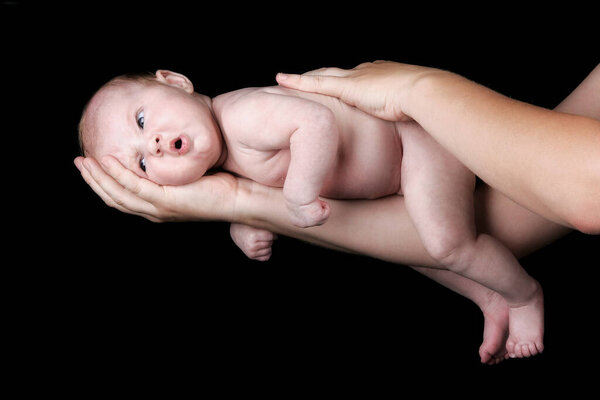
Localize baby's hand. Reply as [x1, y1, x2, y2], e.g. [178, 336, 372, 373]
[286, 198, 330, 228]
[230, 223, 277, 261]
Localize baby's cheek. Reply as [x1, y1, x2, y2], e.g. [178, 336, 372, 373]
[149, 158, 206, 185]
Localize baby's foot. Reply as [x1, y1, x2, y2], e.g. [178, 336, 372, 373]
[506, 282, 544, 358]
[230, 223, 277, 261]
[478, 290, 509, 365]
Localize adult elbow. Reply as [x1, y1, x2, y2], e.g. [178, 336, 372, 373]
[568, 169, 600, 234]
[570, 215, 600, 235]
[569, 202, 600, 234]
[570, 142, 600, 234]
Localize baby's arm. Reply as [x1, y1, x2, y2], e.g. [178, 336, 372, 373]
[227, 90, 339, 227]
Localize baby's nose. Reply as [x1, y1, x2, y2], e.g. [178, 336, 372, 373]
[147, 134, 163, 156]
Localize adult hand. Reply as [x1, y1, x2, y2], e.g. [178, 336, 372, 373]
[276, 60, 442, 122]
[74, 155, 239, 222]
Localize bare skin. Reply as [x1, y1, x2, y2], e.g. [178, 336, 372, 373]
[275, 61, 599, 360]
[75, 156, 567, 363]
[277, 62, 600, 233]
[74, 62, 596, 363]
[82, 72, 546, 358]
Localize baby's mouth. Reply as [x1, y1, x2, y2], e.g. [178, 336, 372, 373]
[170, 135, 190, 155]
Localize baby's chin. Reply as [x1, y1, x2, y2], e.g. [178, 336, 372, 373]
[150, 171, 205, 186]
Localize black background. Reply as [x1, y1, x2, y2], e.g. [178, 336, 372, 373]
[4, 2, 599, 393]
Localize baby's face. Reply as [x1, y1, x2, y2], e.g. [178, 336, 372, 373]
[89, 79, 222, 185]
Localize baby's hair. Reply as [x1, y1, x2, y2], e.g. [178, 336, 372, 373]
[78, 71, 157, 156]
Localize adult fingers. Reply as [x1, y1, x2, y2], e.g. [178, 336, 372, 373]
[99, 155, 167, 206]
[302, 67, 349, 77]
[276, 70, 347, 98]
[75, 156, 123, 211]
[79, 156, 162, 220]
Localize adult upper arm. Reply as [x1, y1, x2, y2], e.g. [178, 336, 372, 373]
[557, 64, 600, 119]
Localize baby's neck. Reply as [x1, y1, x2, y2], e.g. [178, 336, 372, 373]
[214, 142, 228, 169]
[204, 95, 228, 169]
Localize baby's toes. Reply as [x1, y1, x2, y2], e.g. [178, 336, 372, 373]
[520, 344, 532, 357]
[529, 342, 544, 357]
[535, 341, 544, 354]
[506, 340, 516, 357]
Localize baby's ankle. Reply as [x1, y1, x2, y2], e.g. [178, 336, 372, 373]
[508, 280, 543, 308]
[477, 289, 505, 313]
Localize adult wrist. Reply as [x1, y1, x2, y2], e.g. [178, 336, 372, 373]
[230, 178, 280, 227]
[403, 69, 461, 120]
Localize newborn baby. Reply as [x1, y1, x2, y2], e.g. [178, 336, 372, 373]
[79, 70, 545, 359]
[79, 70, 404, 227]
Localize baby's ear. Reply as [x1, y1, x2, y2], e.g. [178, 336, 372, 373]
[155, 70, 194, 94]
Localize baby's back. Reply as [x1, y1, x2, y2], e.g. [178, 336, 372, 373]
[213, 86, 403, 199]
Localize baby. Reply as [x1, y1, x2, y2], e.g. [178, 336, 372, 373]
[79, 70, 544, 359]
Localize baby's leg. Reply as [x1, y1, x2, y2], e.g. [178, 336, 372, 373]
[399, 122, 544, 358]
[412, 265, 509, 364]
[230, 223, 278, 261]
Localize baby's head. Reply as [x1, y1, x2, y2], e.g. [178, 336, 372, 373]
[79, 70, 223, 185]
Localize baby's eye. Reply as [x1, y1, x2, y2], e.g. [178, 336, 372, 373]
[136, 110, 145, 129]
[140, 157, 146, 172]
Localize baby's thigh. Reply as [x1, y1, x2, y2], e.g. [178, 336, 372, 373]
[398, 123, 477, 236]
[399, 122, 474, 193]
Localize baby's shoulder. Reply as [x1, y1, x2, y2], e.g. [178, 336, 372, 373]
[213, 87, 293, 126]
[212, 87, 274, 142]
[213, 86, 280, 111]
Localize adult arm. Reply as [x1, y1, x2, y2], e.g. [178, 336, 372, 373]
[277, 62, 600, 233]
[237, 177, 569, 264]
[75, 156, 568, 267]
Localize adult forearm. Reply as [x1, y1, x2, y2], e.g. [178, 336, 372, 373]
[77, 153, 568, 268]
[234, 179, 569, 267]
[234, 179, 423, 263]
[406, 71, 600, 232]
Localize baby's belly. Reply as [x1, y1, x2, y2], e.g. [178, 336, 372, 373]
[240, 88, 404, 200]
[320, 120, 403, 200]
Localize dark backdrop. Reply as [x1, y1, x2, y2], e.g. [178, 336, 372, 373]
[5, 2, 598, 392]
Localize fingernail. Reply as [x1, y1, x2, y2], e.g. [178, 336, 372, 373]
[276, 73, 289, 81]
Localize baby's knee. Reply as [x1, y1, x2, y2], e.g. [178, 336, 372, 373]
[424, 233, 476, 269]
